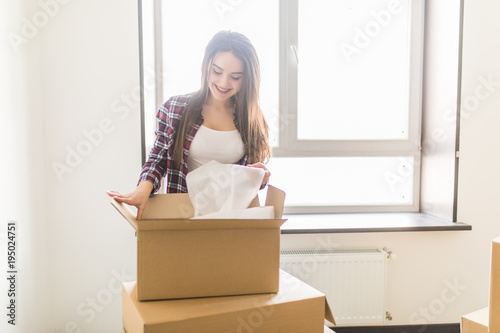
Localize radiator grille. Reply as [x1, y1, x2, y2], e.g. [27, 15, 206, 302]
[280, 249, 387, 326]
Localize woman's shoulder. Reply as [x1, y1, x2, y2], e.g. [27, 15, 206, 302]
[157, 93, 195, 122]
[162, 93, 194, 110]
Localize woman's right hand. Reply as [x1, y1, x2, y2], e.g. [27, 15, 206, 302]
[106, 181, 154, 220]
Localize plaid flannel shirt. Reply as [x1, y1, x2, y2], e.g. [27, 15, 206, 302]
[138, 94, 248, 193]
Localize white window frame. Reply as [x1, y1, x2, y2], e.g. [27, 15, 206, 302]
[274, 0, 425, 214]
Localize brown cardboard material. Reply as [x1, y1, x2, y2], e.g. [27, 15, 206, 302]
[461, 307, 488, 333]
[122, 269, 336, 332]
[124, 324, 336, 332]
[112, 185, 287, 301]
[490, 237, 500, 332]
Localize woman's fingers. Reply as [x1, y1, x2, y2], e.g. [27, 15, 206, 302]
[106, 190, 136, 204]
[107, 185, 151, 220]
[137, 205, 145, 220]
[263, 169, 271, 183]
[261, 171, 270, 185]
[106, 190, 122, 197]
[248, 163, 271, 185]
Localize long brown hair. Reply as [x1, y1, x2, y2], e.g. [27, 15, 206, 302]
[172, 31, 271, 167]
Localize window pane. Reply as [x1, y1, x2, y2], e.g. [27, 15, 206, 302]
[297, 0, 411, 140]
[267, 157, 414, 206]
[158, 0, 279, 147]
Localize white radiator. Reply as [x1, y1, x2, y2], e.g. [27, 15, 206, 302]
[280, 249, 387, 326]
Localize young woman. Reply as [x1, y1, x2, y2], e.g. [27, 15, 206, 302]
[107, 31, 271, 219]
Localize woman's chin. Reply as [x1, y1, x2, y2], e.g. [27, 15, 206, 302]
[209, 90, 235, 102]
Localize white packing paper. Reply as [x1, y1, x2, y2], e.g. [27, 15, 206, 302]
[190, 206, 275, 220]
[186, 160, 267, 218]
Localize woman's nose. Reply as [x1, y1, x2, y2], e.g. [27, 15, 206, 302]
[220, 75, 230, 88]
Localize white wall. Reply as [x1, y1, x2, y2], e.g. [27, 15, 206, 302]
[1, 0, 50, 332]
[2, 0, 140, 332]
[457, 0, 500, 314]
[1, 0, 499, 331]
[41, 0, 141, 332]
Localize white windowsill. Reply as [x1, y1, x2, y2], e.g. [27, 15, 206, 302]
[280, 212, 471, 234]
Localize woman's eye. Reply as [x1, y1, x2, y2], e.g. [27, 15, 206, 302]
[231, 76, 241, 80]
[214, 70, 222, 75]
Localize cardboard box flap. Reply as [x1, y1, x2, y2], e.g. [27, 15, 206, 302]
[111, 200, 139, 231]
[265, 185, 286, 219]
[248, 195, 260, 208]
[325, 299, 336, 325]
[111, 199, 286, 231]
[141, 193, 194, 220]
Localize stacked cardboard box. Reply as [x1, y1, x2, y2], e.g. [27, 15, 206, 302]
[112, 185, 336, 332]
[122, 270, 334, 332]
[461, 237, 500, 332]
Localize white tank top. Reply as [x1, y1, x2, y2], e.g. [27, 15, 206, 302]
[187, 125, 245, 172]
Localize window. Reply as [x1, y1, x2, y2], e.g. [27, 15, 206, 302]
[139, 0, 427, 214]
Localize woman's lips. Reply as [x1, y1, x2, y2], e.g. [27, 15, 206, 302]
[215, 84, 231, 94]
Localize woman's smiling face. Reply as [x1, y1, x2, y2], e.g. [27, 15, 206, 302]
[207, 51, 244, 104]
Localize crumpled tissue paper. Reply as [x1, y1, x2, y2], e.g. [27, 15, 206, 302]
[186, 160, 274, 219]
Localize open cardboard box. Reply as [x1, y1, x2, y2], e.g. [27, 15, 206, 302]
[112, 185, 287, 301]
[462, 237, 500, 333]
[461, 307, 488, 333]
[122, 269, 336, 332]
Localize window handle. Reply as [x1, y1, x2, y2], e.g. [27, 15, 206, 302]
[290, 44, 299, 64]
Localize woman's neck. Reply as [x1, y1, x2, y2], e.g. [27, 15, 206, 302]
[205, 95, 234, 111]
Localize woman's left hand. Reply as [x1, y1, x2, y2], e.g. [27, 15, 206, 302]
[248, 162, 271, 186]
